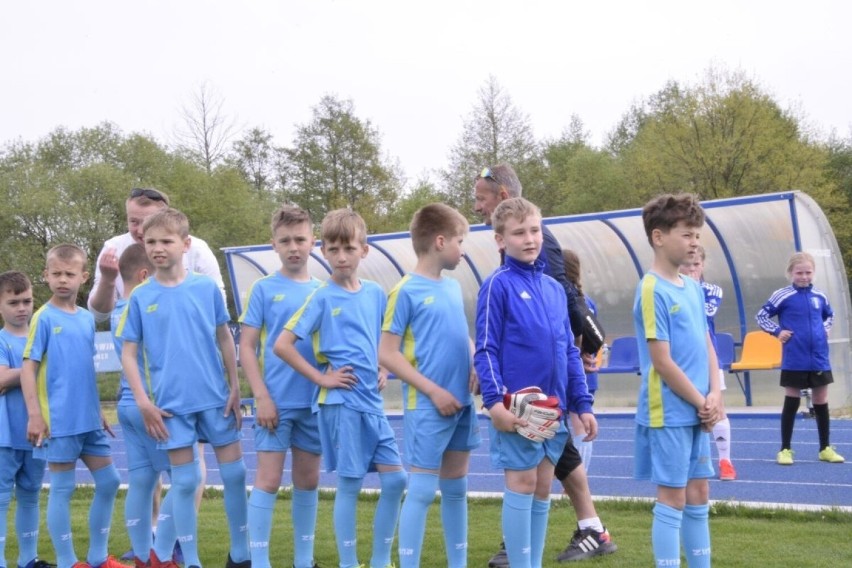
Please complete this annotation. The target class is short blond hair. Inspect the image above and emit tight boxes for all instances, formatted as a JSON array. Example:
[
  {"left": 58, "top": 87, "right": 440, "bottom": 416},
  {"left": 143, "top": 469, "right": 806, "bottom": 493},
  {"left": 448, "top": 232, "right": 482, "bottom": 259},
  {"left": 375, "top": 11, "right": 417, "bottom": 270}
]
[
  {"left": 46, "top": 243, "right": 87, "bottom": 268},
  {"left": 409, "top": 203, "right": 468, "bottom": 256},
  {"left": 786, "top": 251, "right": 815, "bottom": 276},
  {"left": 321, "top": 209, "right": 367, "bottom": 245},
  {"left": 142, "top": 208, "right": 190, "bottom": 239},
  {"left": 271, "top": 204, "right": 313, "bottom": 234},
  {"left": 492, "top": 197, "right": 541, "bottom": 235}
]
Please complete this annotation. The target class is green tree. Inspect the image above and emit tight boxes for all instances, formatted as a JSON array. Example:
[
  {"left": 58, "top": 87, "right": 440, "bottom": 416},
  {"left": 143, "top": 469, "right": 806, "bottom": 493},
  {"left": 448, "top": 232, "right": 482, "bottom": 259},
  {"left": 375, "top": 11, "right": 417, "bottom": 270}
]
[
  {"left": 228, "top": 127, "right": 286, "bottom": 196},
  {"left": 281, "top": 95, "right": 402, "bottom": 231},
  {"left": 441, "top": 76, "right": 542, "bottom": 216}
]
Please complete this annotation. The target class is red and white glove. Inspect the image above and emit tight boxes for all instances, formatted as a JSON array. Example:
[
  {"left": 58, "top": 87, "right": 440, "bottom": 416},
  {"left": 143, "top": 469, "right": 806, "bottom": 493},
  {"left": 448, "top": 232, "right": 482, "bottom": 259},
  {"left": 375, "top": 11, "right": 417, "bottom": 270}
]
[{"left": 503, "top": 386, "right": 562, "bottom": 443}]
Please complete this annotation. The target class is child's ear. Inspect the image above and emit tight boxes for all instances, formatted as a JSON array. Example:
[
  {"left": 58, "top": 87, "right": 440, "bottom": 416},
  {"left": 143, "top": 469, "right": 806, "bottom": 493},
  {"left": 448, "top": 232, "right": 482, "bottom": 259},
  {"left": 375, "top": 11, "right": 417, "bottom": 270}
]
[
  {"left": 435, "top": 235, "right": 445, "bottom": 251},
  {"left": 138, "top": 268, "right": 149, "bottom": 281},
  {"left": 82, "top": 271, "right": 90, "bottom": 283}
]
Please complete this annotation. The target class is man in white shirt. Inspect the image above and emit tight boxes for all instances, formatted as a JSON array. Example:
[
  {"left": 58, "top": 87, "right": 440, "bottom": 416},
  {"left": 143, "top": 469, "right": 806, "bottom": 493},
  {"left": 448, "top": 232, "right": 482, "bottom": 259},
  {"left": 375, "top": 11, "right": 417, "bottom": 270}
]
[{"left": 88, "top": 187, "right": 226, "bottom": 321}]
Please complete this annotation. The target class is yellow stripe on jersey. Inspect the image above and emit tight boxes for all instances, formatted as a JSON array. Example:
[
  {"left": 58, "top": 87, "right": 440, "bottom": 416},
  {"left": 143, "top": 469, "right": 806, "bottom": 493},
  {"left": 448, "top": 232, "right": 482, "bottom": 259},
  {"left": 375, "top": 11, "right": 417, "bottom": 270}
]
[
  {"left": 115, "top": 278, "right": 153, "bottom": 337},
  {"left": 259, "top": 325, "right": 267, "bottom": 375},
  {"left": 641, "top": 274, "right": 658, "bottom": 340},
  {"left": 37, "top": 354, "right": 50, "bottom": 430},
  {"left": 648, "top": 366, "right": 664, "bottom": 427},
  {"left": 382, "top": 275, "right": 412, "bottom": 332},
  {"left": 402, "top": 325, "right": 418, "bottom": 410}
]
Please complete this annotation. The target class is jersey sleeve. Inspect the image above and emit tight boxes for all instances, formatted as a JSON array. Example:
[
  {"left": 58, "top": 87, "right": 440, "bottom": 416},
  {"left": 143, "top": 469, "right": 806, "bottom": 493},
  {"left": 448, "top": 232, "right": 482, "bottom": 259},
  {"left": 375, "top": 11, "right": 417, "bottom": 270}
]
[
  {"left": 639, "top": 277, "right": 671, "bottom": 342},
  {"left": 382, "top": 279, "right": 412, "bottom": 336},
  {"left": 755, "top": 295, "right": 782, "bottom": 336},
  {"left": 474, "top": 276, "right": 507, "bottom": 409},
  {"left": 238, "top": 279, "right": 265, "bottom": 329},
  {"left": 116, "top": 294, "right": 143, "bottom": 343},
  {"left": 23, "top": 310, "right": 50, "bottom": 362},
  {"left": 285, "top": 288, "right": 323, "bottom": 340}
]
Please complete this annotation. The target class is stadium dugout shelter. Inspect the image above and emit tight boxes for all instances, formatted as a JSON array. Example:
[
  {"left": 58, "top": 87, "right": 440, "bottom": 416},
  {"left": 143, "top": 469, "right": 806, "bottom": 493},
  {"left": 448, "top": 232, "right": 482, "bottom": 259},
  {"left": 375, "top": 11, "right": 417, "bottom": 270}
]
[{"left": 223, "top": 191, "right": 851, "bottom": 410}]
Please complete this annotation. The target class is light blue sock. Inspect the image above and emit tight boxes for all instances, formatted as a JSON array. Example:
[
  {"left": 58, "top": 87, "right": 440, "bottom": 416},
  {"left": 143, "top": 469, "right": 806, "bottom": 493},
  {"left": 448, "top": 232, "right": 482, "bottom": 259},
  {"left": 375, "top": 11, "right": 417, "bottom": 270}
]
[
  {"left": 152, "top": 484, "right": 177, "bottom": 563},
  {"left": 87, "top": 463, "right": 120, "bottom": 567},
  {"left": 439, "top": 477, "right": 468, "bottom": 568},
  {"left": 47, "top": 469, "right": 78, "bottom": 568},
  {"left": 170, "top": 461, "right": 201, "bottom": 567},
  {"left": 682, "top": 504, "right": 711, "bottom": 568},
  {"left": 398, "top": 472, "right": 437, "bottom": 568},
  {"left": 502, "top": 489, "right": 533, "bottom": 568},
  {"left": 220, "top": 459, "right": 249, "bottom": 563},
  {"left": 371, "top": 470, "right": 406, "bottom": 568},
  {"left": 292, "top": 488, "right": 319, "bottom": 568},
  {"left": 530, "top": 498, "right": 550, "bottom": 568},
  {"left": 247, "top": 488, "right": 276, "bottom": 568},
  {"left": 1, "top": 490, "right": 10, "bottom": 567},
  {"left": 125, "top": 468, "right": 158, "bottom": 561},
  {"left": 15, "top": 487, "right": 42, "bottom": 567},
  {"left": 652, "top": 502, "right": 683, "bottom": 567},
  {"left": 572, "top": 434, "right": 593, "bottom": 472},
  {"left": 334, "top": 476, "right": 363, "bottom": 568}
]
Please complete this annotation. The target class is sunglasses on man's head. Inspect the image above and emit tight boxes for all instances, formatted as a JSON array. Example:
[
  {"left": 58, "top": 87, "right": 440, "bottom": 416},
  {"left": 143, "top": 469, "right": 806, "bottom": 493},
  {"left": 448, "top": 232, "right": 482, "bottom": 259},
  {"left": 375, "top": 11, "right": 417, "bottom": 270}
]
[
  {"left": 477, "top": 167, "right": 497, "bottom": 182},
  {"left": 129, "top": 188, "right": 166, "bottom": 202}
]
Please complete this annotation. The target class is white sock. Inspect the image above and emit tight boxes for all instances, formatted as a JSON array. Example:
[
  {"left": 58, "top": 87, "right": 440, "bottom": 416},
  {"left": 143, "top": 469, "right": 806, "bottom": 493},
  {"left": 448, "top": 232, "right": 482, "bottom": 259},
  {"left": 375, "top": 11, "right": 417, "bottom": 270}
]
[
  {"left": 713, "top": 418, "right": 731, "bottom": 461},
  {"left": 578, "top": 516, "right": 604, "bottom": 533}
]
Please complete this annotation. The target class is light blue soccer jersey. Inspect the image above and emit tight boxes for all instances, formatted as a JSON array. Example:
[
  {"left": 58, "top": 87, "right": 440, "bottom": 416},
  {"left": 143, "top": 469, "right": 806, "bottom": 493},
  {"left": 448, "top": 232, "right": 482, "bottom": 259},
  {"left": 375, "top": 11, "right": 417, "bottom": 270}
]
[
  {"left": 286, "top": 279, "right": 386, "bottom": 415},
  {"left": 0, "top": 329, "right": 31, "bottom": 449},
  {"left": 117, "top": 273, "right": 231, "bottom": 414},
  {"left": 633, "top": 272, "right": 709, "bottom": 428},
  {"left": 383, "top": 274, "right": 472, "bottom": 410},
  {"left": 239, "top": 272, "right": 321, "bottom": 409},
  {"left": 23, "top": 304, "right": 101, "bottom": 436},
  {"left": 111, "top": 298, "right": 149, "bottom": 407}
]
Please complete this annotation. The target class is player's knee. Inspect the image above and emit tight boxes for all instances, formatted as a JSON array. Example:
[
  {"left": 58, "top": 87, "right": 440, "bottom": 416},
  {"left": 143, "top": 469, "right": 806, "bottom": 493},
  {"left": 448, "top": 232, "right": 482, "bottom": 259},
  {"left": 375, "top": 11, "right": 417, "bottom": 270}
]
[
  {"left": 93, "top": 464, "right": 121, "bottom": 494},
  {"left": 171, "top": 462, "right": 201, "bottom": 496},
  {"left": 14, "top": 486, "right": 40, "bottom": 507},
  {"left": 380, "top": 469, "right": 407, "bottom": 496},
  {"left": 220, "top": 458, "right": 247, "bottom": 487},
  {"left": 128, "top": 467, "right": 159, "bottom": 492}
]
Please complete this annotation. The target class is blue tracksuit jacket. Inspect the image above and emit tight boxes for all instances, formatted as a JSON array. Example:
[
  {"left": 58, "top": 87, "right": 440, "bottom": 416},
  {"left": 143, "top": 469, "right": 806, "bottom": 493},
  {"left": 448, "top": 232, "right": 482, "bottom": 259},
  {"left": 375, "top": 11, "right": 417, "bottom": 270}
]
[
  {"left": 474, "top": 255, "right": 593, "bottom": 415},
  {"left": 756, "top": 284, "right": 833, "bottom": 371}
]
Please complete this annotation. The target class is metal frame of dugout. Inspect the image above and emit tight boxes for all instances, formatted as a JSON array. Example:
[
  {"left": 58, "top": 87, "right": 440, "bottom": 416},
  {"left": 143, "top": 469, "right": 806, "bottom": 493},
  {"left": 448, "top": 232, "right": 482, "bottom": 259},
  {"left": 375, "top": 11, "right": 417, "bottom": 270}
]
[{"left": 223, "top": 191, "right": 851, "bottom": 409}]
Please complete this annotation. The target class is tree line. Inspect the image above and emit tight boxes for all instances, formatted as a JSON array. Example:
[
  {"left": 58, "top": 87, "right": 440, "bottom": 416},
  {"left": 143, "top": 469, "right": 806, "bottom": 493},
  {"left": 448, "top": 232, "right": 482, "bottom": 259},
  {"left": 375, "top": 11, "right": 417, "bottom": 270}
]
[{"left": 2, "top": 67, "right": 851, "bottom": 314}]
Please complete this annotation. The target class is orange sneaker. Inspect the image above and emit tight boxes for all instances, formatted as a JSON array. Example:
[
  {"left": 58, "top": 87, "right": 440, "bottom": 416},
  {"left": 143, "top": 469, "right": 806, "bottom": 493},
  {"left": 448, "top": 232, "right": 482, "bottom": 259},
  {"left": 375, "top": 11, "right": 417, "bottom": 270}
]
[
  {"left": 148, "top": 551, "right": 180, "bottom": 568},
  {"left": 71, "top": 563, "right": 93, "bottom": 568},
  {"left": 95, "top": 557, "right": 133, "bottom": 568},
  {"left": 719, "top": 459, "right": 737, "bottom": 481}
]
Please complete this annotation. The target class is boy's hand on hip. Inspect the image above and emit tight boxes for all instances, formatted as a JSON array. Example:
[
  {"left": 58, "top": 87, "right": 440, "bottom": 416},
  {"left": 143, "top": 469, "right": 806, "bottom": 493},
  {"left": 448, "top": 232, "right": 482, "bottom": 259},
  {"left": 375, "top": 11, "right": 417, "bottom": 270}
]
[
  {"left": 429, "top": 386, "right": 462, "bottom": 416},
  {"left": 140, "top": 401, "right": 171, "bottom": 441},
  {"left": 255, "top": 396, "right": 279, "bottom": 431},
  {"left": 224, "top": 389, "right": 242, "bottom": 431},
  {"left": 320, "top": 365, "right": 357, "bottom": 390}
]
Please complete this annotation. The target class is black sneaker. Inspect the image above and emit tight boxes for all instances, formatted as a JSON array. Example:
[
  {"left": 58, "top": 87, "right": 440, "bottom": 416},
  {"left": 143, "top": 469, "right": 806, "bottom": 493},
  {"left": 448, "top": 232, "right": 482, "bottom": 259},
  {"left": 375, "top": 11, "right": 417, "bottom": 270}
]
[
  {"left": 224, "top": 554, "right": 251, "bottom": 568},
  {"left": 488, "top": 542, "right": 509, "bottom": 567},
  {"left": 19, "top": 561, "right": 58, "bottom": 568},
  {"left": 557, "top": 526, "right": 617, "bottom": 562}
]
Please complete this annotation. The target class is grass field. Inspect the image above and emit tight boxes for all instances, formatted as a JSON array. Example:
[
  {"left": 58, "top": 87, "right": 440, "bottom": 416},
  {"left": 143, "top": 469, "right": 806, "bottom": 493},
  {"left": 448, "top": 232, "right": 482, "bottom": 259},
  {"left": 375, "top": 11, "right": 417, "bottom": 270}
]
[{"left": 4, "top": 488, "right": 851, "bottom": 567}]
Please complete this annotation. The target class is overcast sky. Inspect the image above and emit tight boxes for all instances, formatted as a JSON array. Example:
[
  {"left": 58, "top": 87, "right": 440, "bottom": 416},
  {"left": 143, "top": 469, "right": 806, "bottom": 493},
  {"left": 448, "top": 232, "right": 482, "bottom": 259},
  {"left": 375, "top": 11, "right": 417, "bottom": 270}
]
[{"left": 3, "top": 0, "right": 850, "bottom": 183}]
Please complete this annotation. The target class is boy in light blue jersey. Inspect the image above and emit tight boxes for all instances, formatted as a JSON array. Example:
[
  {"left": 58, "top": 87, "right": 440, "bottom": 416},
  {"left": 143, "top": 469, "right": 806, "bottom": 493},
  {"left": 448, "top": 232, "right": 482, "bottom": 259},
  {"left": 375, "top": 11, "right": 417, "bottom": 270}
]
[
  {"left": 240, "top": 205, "right": 322, "bottom": 568},
  {"left": 379, "top": 203, "right": 480, "bottom": 568},
  {"left": 275, "top": 209, "right": 406, "bottom": 568},
  {"left": 21, "top": 245, "right": 128, "bottom": 568},
  {"left": 633, "top": 193, "right": 721, "bottom": 568},
  {"left": 0, "top": 271, "right": 51, "bottom": 568},
  {"left": 117, "top": 209, "right": 248, "bottom": 568},
  {"left": 110, "top": 245, "right": 180, "bottom": 568}
]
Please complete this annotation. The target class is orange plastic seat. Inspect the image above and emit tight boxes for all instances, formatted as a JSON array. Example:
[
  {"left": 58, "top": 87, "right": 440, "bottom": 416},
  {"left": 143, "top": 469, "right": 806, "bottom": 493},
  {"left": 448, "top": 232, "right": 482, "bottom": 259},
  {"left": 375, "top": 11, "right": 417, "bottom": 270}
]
[{"left": 729, "top": 331, "right": 782, "bottom": 405}]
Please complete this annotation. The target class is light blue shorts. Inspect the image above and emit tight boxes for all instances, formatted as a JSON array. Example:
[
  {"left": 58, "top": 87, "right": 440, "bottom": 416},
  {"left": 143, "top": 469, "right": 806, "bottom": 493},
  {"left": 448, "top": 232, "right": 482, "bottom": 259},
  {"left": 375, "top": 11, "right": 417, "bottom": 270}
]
[
  {"left": 253, "top": 407, "right": 322, "bottom": 455},
  {"left": 118, "top": 404, "right": 171, "bottom": 473},
  {"left": 634, "top": 424, "right": 715, "bottom": 487},
  {"left": 488, "top": 419, "right": 568, "bottom": 471},
  {"left": 403, "top": 403, "right": 481, "bottom": 470},
  {"left": 33, "top": 429, "right": 111, "bottom": 463},
  {"left": 318, "top": 404, "right": 401, "bottom": 477},
  {"left": 158, "top": 407, "right": 240, "bottom": 451},
  {"left": 0, "top": 447, "right": 46, "bottom": 492}
]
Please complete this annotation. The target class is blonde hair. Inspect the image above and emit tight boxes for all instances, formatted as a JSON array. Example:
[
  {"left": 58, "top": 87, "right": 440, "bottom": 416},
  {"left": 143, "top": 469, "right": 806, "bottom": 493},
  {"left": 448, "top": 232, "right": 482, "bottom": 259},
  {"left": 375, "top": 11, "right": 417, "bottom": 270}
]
[
  {"left": 321, "top": 209, "right": 367, "bottom": 245},
  {"left": 409, "top": 203, "right": 468, "bottom": 256},
  {"left": 142, "top": 208, "right": 190, "bottom": 239},
  {"left": 46, "top": 243, "right": 87, "bottom": 268},
  {"left": 786, "top": 251, "right": 815, "bottom": 276},
  {"left": 492, "top": 197, "right": 541, "bottom": 235}
]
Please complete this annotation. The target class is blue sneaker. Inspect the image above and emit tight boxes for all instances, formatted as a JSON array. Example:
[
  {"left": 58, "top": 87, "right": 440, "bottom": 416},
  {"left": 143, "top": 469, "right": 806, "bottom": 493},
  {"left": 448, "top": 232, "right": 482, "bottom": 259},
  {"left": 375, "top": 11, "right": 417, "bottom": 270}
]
[{"left": 19, "top": 560, "right": 58, "bottom": 568}]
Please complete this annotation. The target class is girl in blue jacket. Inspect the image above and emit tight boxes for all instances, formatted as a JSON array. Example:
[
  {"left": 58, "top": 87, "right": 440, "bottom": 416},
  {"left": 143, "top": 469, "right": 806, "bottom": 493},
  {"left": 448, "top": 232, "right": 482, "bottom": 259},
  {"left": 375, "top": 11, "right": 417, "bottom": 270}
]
[{"left": 756, "top": 252, "right": 844, "bottom": 465}]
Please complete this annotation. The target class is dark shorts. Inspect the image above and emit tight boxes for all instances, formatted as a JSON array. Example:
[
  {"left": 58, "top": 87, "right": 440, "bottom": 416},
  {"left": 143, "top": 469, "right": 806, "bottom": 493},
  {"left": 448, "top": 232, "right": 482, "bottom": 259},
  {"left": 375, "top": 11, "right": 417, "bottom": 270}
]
[
  {"left": 554, "top": 434, "right": 582, "bottom": 481},
  {"left": 780, "top": 370, "right": 834, "bottom": 389}
]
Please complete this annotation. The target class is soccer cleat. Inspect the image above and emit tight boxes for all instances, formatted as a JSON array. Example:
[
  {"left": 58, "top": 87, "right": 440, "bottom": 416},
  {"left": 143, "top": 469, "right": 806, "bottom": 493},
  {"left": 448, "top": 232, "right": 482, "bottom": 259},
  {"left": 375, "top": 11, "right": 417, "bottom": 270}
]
[
  {"left": 487, "top": 541, "right": 509, "bottom": 567},
  {"left": 293, "top": 563, "right": 320, "bottom": 568},
  {"left": 19, "top": 560, "right": 58, "bottom": 568},
  {"left": 171, "top": 542, "right": 183, "bottom": 565},
  {"left": 71, "top": 563, "right": 93, "bottom": 568},
  {"left": 719, "top": 459, "right": 737, "bottom": 480},
  {"left": 120, "top": 550, "right": 135, "bottom": 561},
  {"left": 133, "top": 558, "right": 148, "bottom": 568},
  {"left": 96, "top": 557, "right": 134, "bottom": 568},
  {"left": 819, "top": 446, "right": 845, "bottom": 463},
  {"left": 776, "top": 449, "right": 794, "bottom": 465},
  {"left": 146, "top": 551, "right": 180, "bottom": 568},
  {"left": 225, "top": 553, "right": 251, "bottom": 568},
  {"left": 557, "top": 526, "right": 618, "bottom": 562}
]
